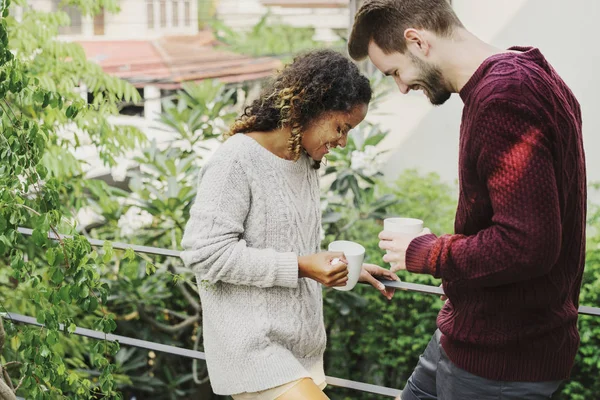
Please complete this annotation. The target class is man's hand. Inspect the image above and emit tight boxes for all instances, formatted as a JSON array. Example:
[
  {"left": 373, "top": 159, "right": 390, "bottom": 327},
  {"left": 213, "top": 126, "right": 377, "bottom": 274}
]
[
  {"left": 359, "top": 263, "right": 400, "bottom": 300},
  {"left": 440, "top": 283, "right": 448, "bottom": 302},
  {"left": 379, "top": 228, "right": 431, "bottom": 272}
]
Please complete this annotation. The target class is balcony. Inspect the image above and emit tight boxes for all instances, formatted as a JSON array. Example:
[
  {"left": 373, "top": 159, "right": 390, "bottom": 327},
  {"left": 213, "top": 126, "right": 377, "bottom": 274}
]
[{"left": 6, "top": 227, "right": 600, "bottom": 398}]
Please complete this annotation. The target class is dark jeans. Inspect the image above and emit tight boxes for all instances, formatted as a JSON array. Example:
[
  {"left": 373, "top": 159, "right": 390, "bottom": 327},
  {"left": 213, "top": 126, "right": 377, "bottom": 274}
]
[{"left": 401, "top": 330, "right": 563, "bottom": 400}]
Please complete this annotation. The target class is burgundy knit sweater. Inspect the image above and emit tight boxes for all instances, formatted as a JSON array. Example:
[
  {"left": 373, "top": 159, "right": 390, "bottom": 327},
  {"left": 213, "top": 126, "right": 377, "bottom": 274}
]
[{"left": 405, "top": 47, "right": 586, "bottom": 382}]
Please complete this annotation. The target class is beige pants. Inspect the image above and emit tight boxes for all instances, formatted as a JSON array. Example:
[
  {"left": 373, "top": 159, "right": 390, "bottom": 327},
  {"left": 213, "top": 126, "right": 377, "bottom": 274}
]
[{"left": 232, "top": 365, "right": 327, "bottom": 400}]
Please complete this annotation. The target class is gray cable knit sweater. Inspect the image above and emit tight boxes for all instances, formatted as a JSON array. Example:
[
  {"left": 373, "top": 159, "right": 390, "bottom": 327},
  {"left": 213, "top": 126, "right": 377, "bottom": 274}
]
[{"left": 180, "top": 133, "right": 326, "bottom": 395}]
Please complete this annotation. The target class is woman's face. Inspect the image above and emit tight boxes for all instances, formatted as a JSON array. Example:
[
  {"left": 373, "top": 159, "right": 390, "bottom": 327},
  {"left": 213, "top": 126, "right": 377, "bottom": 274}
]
[{"left": 301, "top": 103, "right": 369, "bottom": 161}]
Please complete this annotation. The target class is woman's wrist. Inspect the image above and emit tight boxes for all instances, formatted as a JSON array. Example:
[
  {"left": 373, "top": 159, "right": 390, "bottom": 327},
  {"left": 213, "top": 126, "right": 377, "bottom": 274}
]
[{"left": 298, "top": 255, "right": 309, "bottom": 278}]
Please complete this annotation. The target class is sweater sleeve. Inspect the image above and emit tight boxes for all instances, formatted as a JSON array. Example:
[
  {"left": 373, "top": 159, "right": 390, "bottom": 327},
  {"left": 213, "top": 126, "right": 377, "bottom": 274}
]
[
  {"left": 405, "top": 100, "right": 561, "bottom": 287},
  {"left": 180, "top": 155, "right": 299, "bottom": 288}
]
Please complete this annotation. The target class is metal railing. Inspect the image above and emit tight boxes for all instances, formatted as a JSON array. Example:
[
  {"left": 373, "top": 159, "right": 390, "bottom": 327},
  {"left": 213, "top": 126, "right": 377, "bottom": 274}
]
[
  {"left": 5, "top": 310, "right": 402, "bottom": 397},
  {"left": 15, "top": 227, "right": 600, "bottom": 317},
  {"left": 8, "top": 227, "right": 600, "bottom": 398}
]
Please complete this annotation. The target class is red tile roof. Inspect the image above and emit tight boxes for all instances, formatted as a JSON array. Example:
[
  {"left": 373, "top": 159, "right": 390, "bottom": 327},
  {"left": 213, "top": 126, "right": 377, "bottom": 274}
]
[
  {"left": 78, "top": 31, "right": 281, "bottom": 89},
  {"left": 77, "top": 40, "right": 169, "bottom": 80}
]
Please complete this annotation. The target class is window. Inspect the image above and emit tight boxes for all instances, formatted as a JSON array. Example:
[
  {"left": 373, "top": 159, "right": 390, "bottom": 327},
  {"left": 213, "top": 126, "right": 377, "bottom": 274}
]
[
  {"left": 160, "top": 0, "right": 167, "bottom": 28},
  {"left": 184, "top": 1, "right": 191, "bottom": 27},
  {"left": 94, "top": 9, "right": 105, "bottom": 35},
  {"left": 119, "top": 88, "right": 146, "bottom": 117},
  {"left": 172, "top": 0, "right": 179, "bottom": 27},
  {"left": 53, "top": 0, "right": 82, "bottom": 35},
  {"left": 147, "top": 0, "right": 155, "bottom": 29}
]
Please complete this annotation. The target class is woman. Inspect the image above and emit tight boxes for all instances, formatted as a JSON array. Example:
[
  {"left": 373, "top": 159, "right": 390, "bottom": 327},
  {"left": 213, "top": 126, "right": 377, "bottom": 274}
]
[{"left": 180, "top": 49, "right": 398, "bottom": 399}]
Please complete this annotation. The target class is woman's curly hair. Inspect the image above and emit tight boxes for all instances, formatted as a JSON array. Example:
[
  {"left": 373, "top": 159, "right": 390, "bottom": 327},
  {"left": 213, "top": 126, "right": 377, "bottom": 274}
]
[{"left": 226, "top": 49, "right": 372, "bottom": 166}]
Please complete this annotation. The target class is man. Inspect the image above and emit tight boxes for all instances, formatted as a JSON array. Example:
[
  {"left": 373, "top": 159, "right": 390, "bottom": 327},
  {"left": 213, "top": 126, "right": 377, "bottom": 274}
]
[{"left": 348, "top": 1, "right": 587, "bottom": 399}]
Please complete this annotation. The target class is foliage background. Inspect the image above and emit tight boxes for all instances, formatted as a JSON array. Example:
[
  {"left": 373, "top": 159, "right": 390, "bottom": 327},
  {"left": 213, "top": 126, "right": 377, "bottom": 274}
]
[{"left": 1, "top": 3, "right": 599, "bottom": 399}]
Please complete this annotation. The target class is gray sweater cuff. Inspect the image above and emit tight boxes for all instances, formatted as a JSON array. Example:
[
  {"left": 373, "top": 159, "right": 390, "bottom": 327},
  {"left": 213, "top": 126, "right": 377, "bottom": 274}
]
[{"left": 275, "top": 252, "right": 299, "bottom": 288}]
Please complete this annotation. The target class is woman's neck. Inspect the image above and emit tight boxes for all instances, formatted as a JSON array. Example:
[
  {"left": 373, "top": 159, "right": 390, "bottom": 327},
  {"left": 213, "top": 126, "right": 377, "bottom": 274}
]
[{"left": 245, "top": 128, "right": 293, "bottom": 160}]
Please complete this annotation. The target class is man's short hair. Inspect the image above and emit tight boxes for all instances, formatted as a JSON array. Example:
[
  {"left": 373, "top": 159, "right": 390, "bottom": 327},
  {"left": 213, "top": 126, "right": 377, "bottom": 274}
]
[{"left": 348, "top": 0, "right": 463, "bottom": 60}]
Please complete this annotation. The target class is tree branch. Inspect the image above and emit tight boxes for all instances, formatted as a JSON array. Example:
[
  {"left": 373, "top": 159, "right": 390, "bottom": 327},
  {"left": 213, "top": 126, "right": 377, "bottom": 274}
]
[
  {"left": 165, "top": 262, "right": 201, "bottom": 313},
  {"left": 0, "top": 317, "right": 5, "bottom": 353},
  {"left": 0, "top": 317, "right": 15, "bottom": 400},
  {"left": 139, "top": 306, "right": 193, "bottom": 321},
  {"left": 192, "top": 326, "right": 208, "bottom": 385},
  {"left": 0, "top": 363, "right": 19, "bottom": 370},
  {"left": 0, "top": 378, "right": 16, "bottom": 400},
  {"left": 177, "top": 280, "right": 201, "bottom": 313},
  {"left": 138, "top": 307, "right": 199, "bottom": 334},
  {"left": 11, "top": 203, "right": 71, "bottom": 269},
  {"left": 13, "top": 376, "right": 24, "bottom": 393},
  {"left": 162, "top": 309, "right": 192, "bottom": 321},
  {"left": 2, "top": 370, "right": 13, "bottom": 392}
]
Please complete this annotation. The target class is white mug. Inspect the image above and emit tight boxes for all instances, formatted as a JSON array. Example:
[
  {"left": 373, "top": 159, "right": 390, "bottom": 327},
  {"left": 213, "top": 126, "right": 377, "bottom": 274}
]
[
  {"left": 382, "top": 218, "right": 424, "bottom": 268},
  {"left": 383, "top": 217, "right": 424, "bottom": 235},
  {"left": 327, "top": 240, "right": 365, "bottom": 291}
]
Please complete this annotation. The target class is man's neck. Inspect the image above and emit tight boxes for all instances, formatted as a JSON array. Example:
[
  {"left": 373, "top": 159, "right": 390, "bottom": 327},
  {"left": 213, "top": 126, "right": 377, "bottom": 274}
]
[{"left": 436, "top": 29, "right": 509, "bottom": 93}]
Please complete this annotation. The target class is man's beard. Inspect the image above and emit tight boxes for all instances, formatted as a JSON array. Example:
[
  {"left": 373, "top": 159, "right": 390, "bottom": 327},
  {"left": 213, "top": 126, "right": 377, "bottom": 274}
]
[{"left": 410, "top": 55, "right": 452, "bottom": 105}]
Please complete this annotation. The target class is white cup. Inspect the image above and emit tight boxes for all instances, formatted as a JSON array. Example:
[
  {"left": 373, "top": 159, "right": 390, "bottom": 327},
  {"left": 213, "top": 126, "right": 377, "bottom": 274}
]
[
  {"left": 327, "top": 240, "right": 365, "bottom": 291},
  {"left": 382, "top": 218, "right": 424, "bottom": 268},
  {"left": 383, "top": 217, "right": 424, "bottom": 235}
]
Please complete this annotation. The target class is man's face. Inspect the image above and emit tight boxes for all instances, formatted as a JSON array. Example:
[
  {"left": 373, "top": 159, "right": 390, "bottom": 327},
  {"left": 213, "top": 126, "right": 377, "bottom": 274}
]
[{"left": 368, "top": 41, "right": 452, "bottom": 105}]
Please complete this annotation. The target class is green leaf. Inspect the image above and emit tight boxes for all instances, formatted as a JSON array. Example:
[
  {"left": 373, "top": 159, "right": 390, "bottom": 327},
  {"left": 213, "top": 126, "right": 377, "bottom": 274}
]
[
  {"left": 67, "top": 372, "right": 78, "bottom": 385},
  {"left": 32, "top": 228, "right": 47, "bottom": 246},
  {"left": 102, "top": 241, "right": 113, "bottom": 263},
  {"left": 89, "top": 296, "right": 99, "bottom": 312},
  {"left": 33, "top": 90, "right": 45, "bottom": 104},
  {"left": 46, "top": 248, "right": 56, "bottom": 266},
  {"left": 124, "top": 247, "right": 135, "bottom": 261},
  {"left": 82, "top": 298, "right": 91, "bottom": 311},
  {"left": 145, "top": 262, "right": 156, "bottom": 275},
  {"left": 108, "top": 318, "right": 117, "bottom": 332},
  {"left": 67, "top": 323, "right": 77, "bottom": 334},
  {"left": 36, "top": 163, "right": 48, "bottom": 179},
  {"left": 42, "top": 92, "right": 50, "bottom": 108},
  {"left": 51, "top": 268, "right": 64, "bottom": 285},
  {"left": 10, "top": 335, "right": 21, "bottom": 351},
  {"left": 59, "top": 285, "right": 71, "bottom": 303},
  {"left": 40, "top": 345, "right": 50, "bottom": 358},
  {"left": 69, "top": 285, "right": 80, "bottom": 299},
  {"left": 49, "top": 93, "right": 58, "bottom": 108},
  {"left": 46, "top": 331, "right": 59, "bottom": 346}
]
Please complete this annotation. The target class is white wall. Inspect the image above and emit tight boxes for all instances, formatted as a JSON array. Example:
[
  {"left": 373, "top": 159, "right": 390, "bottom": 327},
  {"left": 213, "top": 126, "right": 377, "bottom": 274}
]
[
  {"left": 216, "top": 0, "right": 348, "bottom": 41},
  {"left": 374, "top": 0, "right": 600, "bottom": 185},
  {"left": 27, "top": 0, "right": 53, "bottom": 12},
  {"left": 31, "top": 0, "right": 198, "bottom": 40},
  {"left": 104, "top": 0, "right": 198, "bottom": 39}
]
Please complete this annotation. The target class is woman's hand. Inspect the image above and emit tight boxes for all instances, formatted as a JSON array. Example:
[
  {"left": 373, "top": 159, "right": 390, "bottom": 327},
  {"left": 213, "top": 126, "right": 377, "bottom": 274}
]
[{"left": 298, "top": 252, "right": 348, "bottom": 287}]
